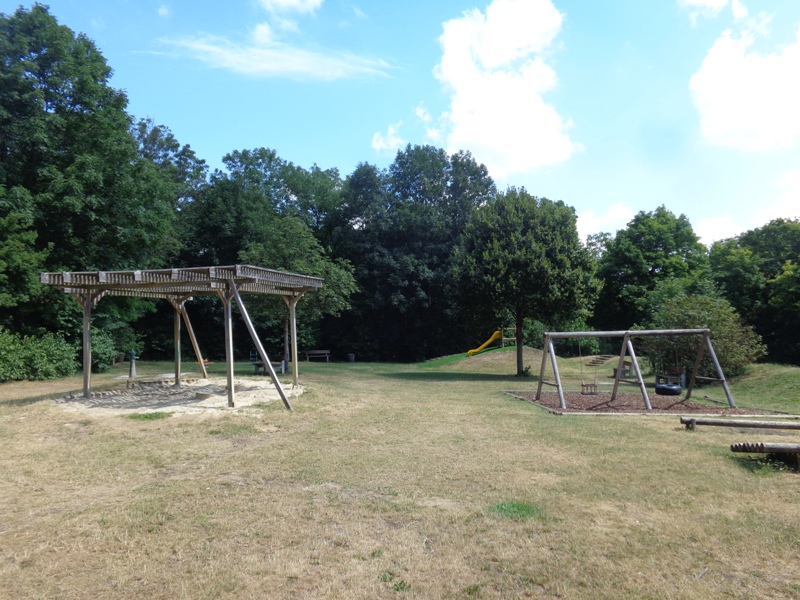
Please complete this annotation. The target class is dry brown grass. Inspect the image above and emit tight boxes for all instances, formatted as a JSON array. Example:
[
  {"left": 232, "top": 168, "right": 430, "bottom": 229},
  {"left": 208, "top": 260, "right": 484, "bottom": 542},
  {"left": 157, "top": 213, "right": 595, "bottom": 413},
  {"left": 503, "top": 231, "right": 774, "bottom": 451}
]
[{"left": 1, "top": 353, "right": 799, "bottom": 599}]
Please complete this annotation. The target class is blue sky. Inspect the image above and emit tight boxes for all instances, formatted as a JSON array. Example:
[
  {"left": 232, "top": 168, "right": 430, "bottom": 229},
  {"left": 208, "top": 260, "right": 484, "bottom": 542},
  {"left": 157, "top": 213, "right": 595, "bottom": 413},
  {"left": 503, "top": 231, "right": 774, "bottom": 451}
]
[{"left": 4, "top": 0, "right": 800, "bottom": 244}]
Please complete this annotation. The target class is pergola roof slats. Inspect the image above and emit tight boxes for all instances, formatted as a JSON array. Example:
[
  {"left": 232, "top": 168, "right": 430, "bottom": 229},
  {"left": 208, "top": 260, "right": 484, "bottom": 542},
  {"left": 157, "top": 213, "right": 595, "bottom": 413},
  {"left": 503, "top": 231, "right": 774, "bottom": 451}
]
[{"left": 41, "top": 264, "right": 323, "bottom": 297}]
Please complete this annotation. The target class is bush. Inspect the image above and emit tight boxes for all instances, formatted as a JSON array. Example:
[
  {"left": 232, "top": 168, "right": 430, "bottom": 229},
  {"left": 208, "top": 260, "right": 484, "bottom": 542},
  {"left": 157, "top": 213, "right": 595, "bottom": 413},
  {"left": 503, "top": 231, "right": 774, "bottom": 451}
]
[
  {"left": 0, "top": 327, "right": 77, "bottom": 382},
  {"left": 0, "top": 327, "right": 25, "bottom": 382},
  {"left": 526, "top": 318, "right": 601, "bottom": 357},
  {"left": 641, "top": 295, "right": 766, "bottom": 378},
  {"left": 88, "top": 328, "right": 119, "bottom": 373}
]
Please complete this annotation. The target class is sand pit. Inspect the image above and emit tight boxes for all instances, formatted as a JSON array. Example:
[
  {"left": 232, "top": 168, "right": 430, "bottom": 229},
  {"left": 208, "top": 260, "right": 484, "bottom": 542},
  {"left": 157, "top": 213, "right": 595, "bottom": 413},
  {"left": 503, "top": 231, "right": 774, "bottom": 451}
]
[{"left": 54, "top": 376, "right": 302, "bottom": 416}]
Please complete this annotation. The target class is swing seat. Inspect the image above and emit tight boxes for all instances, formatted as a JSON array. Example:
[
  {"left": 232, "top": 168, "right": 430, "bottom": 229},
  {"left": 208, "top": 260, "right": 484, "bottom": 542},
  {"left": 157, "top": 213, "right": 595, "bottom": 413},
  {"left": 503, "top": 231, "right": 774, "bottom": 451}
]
[
  {"left": 655, "top": 382, "right": 682, "bottom": 396},
  {"left": 581, "top": 383, "right": 598, "bottom": 395}
]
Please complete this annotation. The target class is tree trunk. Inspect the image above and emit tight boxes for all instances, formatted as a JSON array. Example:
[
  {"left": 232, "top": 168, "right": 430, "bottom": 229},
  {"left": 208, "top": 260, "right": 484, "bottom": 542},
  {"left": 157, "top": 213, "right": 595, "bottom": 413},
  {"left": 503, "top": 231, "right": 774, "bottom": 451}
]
[{"left": 515, "top": 308, "right": 524, "bottom": 376}]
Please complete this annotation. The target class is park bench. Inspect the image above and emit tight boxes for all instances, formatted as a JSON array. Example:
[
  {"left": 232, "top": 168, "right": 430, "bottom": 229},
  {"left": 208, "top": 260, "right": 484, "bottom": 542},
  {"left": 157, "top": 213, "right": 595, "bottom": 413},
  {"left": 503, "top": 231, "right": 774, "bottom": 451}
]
[
  {"left": 305, "top": 349, "right": 330, "bottom": 362},
  {"left": 250, "top": 351, "right": 286, "bottom": 375},
  {"left": 611, "top": 360, "right": 633, "bottom": 379},
  {"left": 680, "top": 417, "right": 800, "bottom": 431}
]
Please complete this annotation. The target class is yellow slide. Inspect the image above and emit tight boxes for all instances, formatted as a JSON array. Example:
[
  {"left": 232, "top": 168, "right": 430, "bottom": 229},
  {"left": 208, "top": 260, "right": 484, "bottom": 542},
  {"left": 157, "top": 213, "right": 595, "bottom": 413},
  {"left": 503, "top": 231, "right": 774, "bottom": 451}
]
[{"left": 468, "top": 330, "right": 502, "bottom": 357}]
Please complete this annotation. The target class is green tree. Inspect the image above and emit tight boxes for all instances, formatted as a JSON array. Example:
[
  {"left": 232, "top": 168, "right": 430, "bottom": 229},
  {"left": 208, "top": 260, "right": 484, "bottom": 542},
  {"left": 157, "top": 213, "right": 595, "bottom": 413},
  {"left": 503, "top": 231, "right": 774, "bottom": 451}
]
[
  {"left": 710, "top": 218, "right": 800, "bottom": 364},
  {"left": 641, "top": 295, "right": 766, "bottom": 378},
  {"left": 591, "top": 206, "right": 709, "bottom": 331},
  {"left": 327, "top": 146, "right": 496, "bottom": 361},
  {"left": 133, "top": 118, "right": 208, "bottom": 206},
  {"left": 282, "top": 162, "right": 342, "bottom": 241},
  {"left": 0, "top": 186, "right": 48, "bottom": 322},
  {"left": 1, "top": 5, "right": 180, "bottom": 347},
  {"left": 239, "top": 215, "right": 357, "bottom": 359},
  {"left": 454, "top": 187, "right": 598, "bottom": 375}
]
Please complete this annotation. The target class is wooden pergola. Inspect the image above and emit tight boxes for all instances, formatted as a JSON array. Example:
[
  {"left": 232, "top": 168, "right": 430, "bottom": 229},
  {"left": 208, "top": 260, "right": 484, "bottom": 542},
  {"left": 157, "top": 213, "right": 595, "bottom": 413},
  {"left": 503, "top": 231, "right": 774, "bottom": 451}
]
[{"left": 39, "top": 265, "right": 323, "bottom": 410}]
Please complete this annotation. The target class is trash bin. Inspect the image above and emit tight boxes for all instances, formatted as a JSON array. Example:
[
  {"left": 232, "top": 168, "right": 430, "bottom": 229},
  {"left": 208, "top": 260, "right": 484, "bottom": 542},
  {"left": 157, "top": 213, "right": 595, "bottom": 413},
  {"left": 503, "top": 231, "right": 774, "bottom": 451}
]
[{"left": 347, "top": 353, "right": 355, "bottom": 362}]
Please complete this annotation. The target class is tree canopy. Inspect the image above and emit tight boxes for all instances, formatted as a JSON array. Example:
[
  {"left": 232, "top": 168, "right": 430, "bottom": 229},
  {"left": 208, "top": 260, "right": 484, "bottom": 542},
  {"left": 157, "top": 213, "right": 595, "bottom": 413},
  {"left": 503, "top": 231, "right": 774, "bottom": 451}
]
[
  {"left": 710, "top": 218, "right": 800, "bottom": 364},
  {"left": 591, "top": 206, "right": 708, "bottom": 332},
  {"left": 454, "top": 187, "right": 598, "bottom": 375},
  {"left": 2, "top": 4, "right": 797, "bottom": 377}
]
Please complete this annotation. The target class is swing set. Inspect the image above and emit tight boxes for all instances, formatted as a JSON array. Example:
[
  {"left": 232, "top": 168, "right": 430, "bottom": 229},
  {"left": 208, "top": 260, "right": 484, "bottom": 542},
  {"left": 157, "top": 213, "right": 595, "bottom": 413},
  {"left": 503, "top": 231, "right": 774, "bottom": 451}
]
[{"left": 536, "top": 328, "right": 735, "bottom": 411}]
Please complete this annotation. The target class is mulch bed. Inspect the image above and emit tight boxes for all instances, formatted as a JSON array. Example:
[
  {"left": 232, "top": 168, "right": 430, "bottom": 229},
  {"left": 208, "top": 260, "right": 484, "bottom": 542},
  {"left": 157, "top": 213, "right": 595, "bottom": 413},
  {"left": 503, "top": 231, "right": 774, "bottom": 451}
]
[{"left": 509, "top": 391, "right": 778, "bottom": 415}]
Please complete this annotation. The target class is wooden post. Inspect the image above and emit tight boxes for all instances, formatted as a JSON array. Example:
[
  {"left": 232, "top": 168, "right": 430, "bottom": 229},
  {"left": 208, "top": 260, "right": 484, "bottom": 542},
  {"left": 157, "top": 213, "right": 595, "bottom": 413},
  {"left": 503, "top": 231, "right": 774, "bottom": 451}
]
[
  {"left": 173, "top": 301, "right": 181, "bottom": 386},
  {"left": 230, "top": 281, "right": 292, "bottom": 411},
  {"left": 168, "top": 295, "right": 207, "bottom": 381},
  {"left": 685, "top": 334, "right": 706, "bottom": 401},
  {"left": 180, "top": 305, "right": 208, "bottom": 379},
  {"left": 548, "top": 337, "right": 566, "bottom": 410},
  {"left": 283, "top": 293, "right": 305, "bottom": 388},
  {"left": 72, "top": 291, "right": 104, "bottom": 399},
  {"left": 535, "top": 334, "right": 550, "bottom": 400},
  {"left": 626, "top": 337, "right": 651, "bottom": 410},
  {"left": 706, "top": 335, "right": 735, "bottom": 408},
  {"left": 82, "top": 300, "right": 92, "bottom": 399},
  {"left": 611, "top": 335, "right": 629, "bottom": 401},
  {"left": 220, "top": 288, "right": 236, "bottom": 408}
]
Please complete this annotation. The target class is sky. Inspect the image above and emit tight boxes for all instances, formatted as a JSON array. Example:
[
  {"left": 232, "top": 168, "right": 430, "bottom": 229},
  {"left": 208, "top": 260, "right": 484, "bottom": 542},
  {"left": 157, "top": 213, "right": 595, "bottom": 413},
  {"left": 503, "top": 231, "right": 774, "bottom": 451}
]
[{"left": 3, "top": 0, "right": 799, "bottom": 245}]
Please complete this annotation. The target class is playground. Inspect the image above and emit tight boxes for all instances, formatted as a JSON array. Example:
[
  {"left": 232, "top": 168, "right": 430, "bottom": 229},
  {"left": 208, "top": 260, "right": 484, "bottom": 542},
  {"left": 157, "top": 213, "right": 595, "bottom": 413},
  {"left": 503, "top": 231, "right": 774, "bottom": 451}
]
[{"left": 1, "top": 349, "right": 799, "bottom": 599}]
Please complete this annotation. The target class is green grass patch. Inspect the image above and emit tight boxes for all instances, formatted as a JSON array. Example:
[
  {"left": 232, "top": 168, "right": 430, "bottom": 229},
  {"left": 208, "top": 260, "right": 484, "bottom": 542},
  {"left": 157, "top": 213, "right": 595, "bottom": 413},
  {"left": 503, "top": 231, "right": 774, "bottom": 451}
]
[
  {"left": 208, "top": 420, "right": 261, "bottom": 437},
  {"left": 125, "top": 411, "right": 173, "bottom": 421},
  {"left": 417, "top": 353, "right": 469, "bottom": 368},
  {"left": 487, "top": 501, "right": 546, "bottom": 521}
]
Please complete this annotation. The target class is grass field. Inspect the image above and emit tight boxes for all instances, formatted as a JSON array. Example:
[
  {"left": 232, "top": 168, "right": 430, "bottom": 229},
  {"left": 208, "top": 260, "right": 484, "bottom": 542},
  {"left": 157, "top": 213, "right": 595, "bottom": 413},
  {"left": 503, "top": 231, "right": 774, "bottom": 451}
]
[{"left": 1, "top": 349, "right": 799, "bottom": 598}]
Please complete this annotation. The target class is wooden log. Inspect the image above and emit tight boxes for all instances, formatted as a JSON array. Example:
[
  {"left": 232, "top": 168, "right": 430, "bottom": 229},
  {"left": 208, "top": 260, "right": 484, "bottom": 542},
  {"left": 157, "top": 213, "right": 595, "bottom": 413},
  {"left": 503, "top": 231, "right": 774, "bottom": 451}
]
[
  {"left": 731, "top": 442, "right": 800, "bottom": 454},
  {"left": 681, "top": 417, "right": 800, "bottom": 431}
]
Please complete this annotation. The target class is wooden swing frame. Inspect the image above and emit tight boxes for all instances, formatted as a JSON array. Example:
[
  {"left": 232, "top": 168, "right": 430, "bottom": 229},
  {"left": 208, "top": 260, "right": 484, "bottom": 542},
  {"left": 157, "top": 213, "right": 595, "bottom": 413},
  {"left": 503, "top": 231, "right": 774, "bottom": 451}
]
[{"left": 535, "top": 329, "right": 735, "bottom": 411}]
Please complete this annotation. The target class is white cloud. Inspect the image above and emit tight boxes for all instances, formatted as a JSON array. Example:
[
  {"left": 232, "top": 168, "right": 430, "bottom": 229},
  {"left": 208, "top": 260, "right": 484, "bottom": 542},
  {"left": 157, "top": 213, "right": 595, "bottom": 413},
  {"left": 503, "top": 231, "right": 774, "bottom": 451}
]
[
  {"left": 690, "top": 24, "right": 800, "bottom": 152},
  {"left": 755, "top": 168, "right": 800, "bottom": 224},
  {"left": 372, "top": 122, "right": 405, "bottom": 154},
  {"left": 678, "top": 0, "right": 729, "bottom": 14},
  {"left": 252, "top": 23, "right": 274, "bottom": 46},
  {"left": 678, "top": 0, "right": 728, "bottom": 25},
  {"left": 695, "top": 215, "right": 741, "bottom": 245},
  {"left": 415, "top": 103, "right": 432, "bottom": 123},
  {"left": 678, "top": 0, "right": 750, "bottom": 25},
  {"left": 259, "top": 0, "right": 323, "bottom": 14},
  {"left": 157, "top": 5, "right": 170, "bottom": 18},
  {"left": 731, "top": 0, "right": 748, "bottom": 21},
  {"left": 694, "top": 170, "right": 798, "bottom": 243},
  {"left": 163, "top": 34, "right": 389, "bottom": 80},
  {"left": 577, "top": 202, "right": 635, "bottom": 241},
  {"left": 432, "top": 0, "right": 578, "bottom": 180}
]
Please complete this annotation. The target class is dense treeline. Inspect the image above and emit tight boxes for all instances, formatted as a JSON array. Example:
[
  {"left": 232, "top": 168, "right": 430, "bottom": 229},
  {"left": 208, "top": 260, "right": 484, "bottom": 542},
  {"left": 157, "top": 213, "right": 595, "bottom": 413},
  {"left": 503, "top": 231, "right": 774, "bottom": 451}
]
[{"left": 1, "top": 6, "right": 797, "bottom": 380}]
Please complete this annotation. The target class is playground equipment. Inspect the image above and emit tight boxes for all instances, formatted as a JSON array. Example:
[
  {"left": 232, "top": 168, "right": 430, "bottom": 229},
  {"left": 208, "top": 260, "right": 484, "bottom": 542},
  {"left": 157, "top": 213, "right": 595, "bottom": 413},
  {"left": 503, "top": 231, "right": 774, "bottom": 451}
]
[
  {"left": 468, "top": 328, "right": 515, "bottom": 356},
  {"left": 536, "top": 329, "right": 735, "bottom": 411},
  {"left": 577, "top": 340, "right": 598, "bottom": 395},
  {"left": 40, "top": 265, "right": 323, "bottom": 410},
  {"left": 468, "top": 330, "right": 502, "bottom": 356}
]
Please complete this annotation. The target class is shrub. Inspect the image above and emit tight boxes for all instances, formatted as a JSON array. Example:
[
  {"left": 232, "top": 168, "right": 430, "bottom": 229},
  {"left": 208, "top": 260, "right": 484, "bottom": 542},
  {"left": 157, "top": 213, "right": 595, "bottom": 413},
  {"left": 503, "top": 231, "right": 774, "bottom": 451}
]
[
  {"left": 0, "top": 327, "right": 77, "bottom": 382},
  {"left": 88, "top": 328, "right": 119, "bottom": 373},
  {"left": 0, "top": 327, "right": 25, "bottom": 382},
  {"left": 23, "top": 332, "right": 77, "bottom": 379},
  {"left": 641, "top": 295, "right": 766, "bottom": 378}
]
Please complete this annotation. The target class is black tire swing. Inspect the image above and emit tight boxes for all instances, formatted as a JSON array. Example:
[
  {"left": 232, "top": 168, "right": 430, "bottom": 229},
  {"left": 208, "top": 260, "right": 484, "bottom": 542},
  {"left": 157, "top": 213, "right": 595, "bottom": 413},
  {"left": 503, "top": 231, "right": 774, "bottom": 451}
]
[
  {"left": 655, "top": 381, "right": 682, "bottom": 396},
  {"left": 655, "top": 338, "right": 682, "bottom": 396}
]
